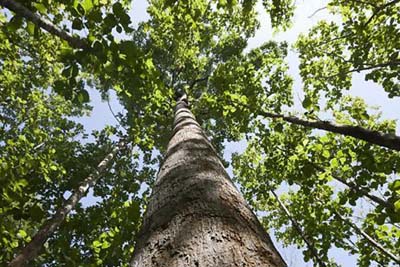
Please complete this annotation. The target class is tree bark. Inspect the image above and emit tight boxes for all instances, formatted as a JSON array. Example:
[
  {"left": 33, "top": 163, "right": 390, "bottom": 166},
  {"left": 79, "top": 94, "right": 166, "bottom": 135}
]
[
  {"left": 130, "top": 95, "right": 286, "bottom": 267},
  {"left": 0, "top": 0, "right": 88, "bottom": 49},
  {"left": 8, "top": 141, "right": 125, "bottom": 267}
]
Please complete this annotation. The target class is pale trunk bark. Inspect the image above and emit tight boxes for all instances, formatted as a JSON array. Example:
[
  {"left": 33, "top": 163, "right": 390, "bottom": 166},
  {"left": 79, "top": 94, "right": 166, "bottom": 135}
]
[
  {"left": 0, "top": 0, "right": 88, "bottom": 49},
  {"left": 130, "top": 95, "right": 286, "bottom": 267},
  {"left": 9, "top": 141, "right": 125, "bottom": 267}
]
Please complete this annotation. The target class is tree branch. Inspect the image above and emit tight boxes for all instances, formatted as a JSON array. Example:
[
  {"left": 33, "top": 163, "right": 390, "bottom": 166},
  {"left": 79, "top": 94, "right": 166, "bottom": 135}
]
[
  {"left": 334, "top": 211, "right": 400, "bottom": 264},
  {"left": 317, "top": 0, "right": 400, "bottom": 46},
  {"left": 107, "top": 97, "right": 128, "bottom": 131},
  {"left": 363, "top": 0, "right": 400, "bottom": 28},
  {"left": 321, "top": 60, "right": 400, "bottom": 79},
  {"left": 0, "top": 0, "right": 89, "bottom": 49},
  {"left": 308, "top": 6, "right": 327, "bottom": 19},
  {"left": 8, "top": 140, "right": 126, "bottom": 267},
  {"left": 271, "top": 190, "right": 327, "bottom": 267},
  {"left": 188, "top": 75, "right": 209, "bottom": 90},
  {"left": 267, "top": 111, "right": 400, "bottom": 151},
  {"left": 231, "top": 100, "right": 400, "bottom": 151},
  {"left": 311, "top": 163, "right": 393, "bottom": 210}
]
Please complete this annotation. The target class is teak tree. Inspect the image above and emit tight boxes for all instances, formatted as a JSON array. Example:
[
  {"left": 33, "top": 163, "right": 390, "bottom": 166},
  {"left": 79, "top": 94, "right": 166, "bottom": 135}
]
[{"left": 1, "top": 0, "right": 400, "bottom": 266}]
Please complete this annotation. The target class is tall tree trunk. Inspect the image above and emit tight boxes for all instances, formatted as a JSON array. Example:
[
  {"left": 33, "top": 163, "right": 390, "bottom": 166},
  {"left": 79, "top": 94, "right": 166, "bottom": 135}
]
[{"left": 130, "top": 95, "right": 286, "bottom": 267}]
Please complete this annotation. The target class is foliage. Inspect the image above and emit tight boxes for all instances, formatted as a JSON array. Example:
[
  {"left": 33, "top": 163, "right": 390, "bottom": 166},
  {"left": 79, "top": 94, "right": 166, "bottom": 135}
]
[
  {"left": 233, "top": 97, "right": 400, "bottom": 266},
  {"left": 296, "top": 0, "right": 400, "bottom": 110},
  {"left": 1, "top": 0, "right": 399, "bottom": 266}
]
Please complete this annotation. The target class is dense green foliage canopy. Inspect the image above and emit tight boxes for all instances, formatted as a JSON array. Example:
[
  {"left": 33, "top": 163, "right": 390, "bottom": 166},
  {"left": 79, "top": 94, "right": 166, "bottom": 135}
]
[{"left": 0, "top": 0, "right": 399, "bottom": 266}]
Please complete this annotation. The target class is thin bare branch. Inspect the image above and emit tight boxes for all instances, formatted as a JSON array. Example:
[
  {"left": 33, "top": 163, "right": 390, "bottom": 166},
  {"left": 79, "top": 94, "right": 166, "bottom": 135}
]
[{"left": 308, "top": 6, "right": 327, "bottom": 19}]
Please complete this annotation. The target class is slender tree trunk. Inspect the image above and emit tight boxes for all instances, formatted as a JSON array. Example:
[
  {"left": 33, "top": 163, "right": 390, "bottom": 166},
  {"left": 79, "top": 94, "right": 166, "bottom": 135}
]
[
  {"left": 9, "top": 141, "right": 125, "bottom": 267},
  {"left": 0, "top": 0, "right": 88, "bottom": 49},
  {"left": 130, "top": 95, "right": 286, "bottom": 267},
  {"left": 270, "top": 190, "right": 326, "bottom": 267},
  {"left": 333, "top": 211, "right": 400, "bottom": 264}
]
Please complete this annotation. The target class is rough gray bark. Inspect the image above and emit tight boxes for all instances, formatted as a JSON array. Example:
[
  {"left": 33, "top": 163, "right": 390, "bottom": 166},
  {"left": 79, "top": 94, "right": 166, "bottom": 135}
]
[
  {"left": 0, "top": 0, "right": 88, "bottom": 49},
  {"left": 130, "top": 95, "right": 286, "bottom": 267},
  {"left": 9, "top": 141, "right": 125, "bottom": 267}
]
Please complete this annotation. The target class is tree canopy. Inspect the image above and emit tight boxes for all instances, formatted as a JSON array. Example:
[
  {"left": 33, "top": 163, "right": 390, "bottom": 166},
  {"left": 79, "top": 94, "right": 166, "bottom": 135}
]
[{"left": 0, "top": 0, "right": 399, "bottom": 266}]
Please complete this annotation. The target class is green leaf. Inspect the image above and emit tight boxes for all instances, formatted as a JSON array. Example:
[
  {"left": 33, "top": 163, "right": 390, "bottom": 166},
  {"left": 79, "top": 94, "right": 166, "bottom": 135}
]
[
  {"left": 50, "top": 165, "right": 58, "bottom": 171},
  {"left": 76, "top": 89, "right": 90, "bottom": 103},
  {"left": 26, "top": 22, "right": 35, "bottom": 35},
  {"left": 322, "top": 150, "right": 330, "bottom": 158},
  {"left": 394, "top": 200, "right": 400, "bottom": 213},
  {"left": 112, "top": 2, "right": 125, "bottom": 19},
  {"left": 101, "top": 241, "right": 111, "bottom": 249},
  {"left": 330, "top": 158, "right": 338, "bottom": 168},
  {"left": 145, "top": 58, "right": 154, "bottom": 70},
  {"left": 17, "top": 230, "right": 27, "bottom": 238},
  {"left": 7, "top": 16, "right": 23, "bottom": 31},
  {"left": 81, "top": 0, "right": 94, "bottom": 13},
  {"left": 76, "top": 3, "right": 86, "bottom": 15},
  {"left": 116, "top": 25, "right": 122, "bottom": 33},
  {"left": 302, "top": 96, "right": 312, "bottom": 109},
  {"left": 93, "top": 240, "right": 101, "bottom": 247},
  {"left": 274, "top": 123, "right": 283, "bottom": 132},
  {"left": 72, "top": 18, "right": 84, "bottom": 30},
  {"left": 33, "top": 3, "right": 47, "bottom": 13},
  {"left": 389, "top": 180, "right": 400, "bottom": 191}
]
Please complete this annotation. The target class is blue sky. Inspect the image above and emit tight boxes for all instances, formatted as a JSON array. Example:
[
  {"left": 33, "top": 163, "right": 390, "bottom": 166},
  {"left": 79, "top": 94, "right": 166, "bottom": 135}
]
[{"left": 76, "top": 1, "right": 400, "bottom": 266}]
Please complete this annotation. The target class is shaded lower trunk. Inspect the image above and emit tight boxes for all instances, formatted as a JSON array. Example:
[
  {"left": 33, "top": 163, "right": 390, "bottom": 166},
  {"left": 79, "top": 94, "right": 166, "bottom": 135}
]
[{"left": 130, "top": 95, "right": 286, "bottom": 266}]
